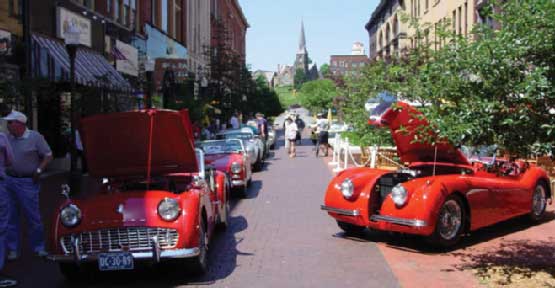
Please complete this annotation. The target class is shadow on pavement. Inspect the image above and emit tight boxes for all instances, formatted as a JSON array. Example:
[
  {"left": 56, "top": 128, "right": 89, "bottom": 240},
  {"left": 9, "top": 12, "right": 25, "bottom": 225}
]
[{"left": 332, "top": 211, "right": 555, "bottom": 254}]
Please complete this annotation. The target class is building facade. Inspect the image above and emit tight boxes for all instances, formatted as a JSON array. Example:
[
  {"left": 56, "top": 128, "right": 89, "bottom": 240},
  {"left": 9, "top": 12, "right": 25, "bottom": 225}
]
[
  {"left": 365, "top": 0, "right": 409, "bottom": 60},
  {"left": 329, "top": 55, "right": 369, "bottom": 78},
  {"left": 366, "top": 0, "right": 484, "bottom": 60}
]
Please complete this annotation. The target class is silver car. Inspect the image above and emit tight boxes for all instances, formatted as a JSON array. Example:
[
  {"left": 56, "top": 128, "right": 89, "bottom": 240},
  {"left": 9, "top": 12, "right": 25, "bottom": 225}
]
[{"left": 217, "top": 130, "right": 264, "bottom": 171}]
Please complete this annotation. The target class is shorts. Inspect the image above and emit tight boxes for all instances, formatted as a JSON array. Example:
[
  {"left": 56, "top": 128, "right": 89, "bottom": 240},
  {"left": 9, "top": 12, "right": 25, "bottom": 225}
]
[{"left": 318, "top": 131, "right": 328, "bottom": 144}]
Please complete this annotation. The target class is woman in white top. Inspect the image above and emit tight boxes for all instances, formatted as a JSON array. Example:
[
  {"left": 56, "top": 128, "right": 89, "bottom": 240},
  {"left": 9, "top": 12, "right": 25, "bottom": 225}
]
[{"left": 284, "top": 118, "right": 298, "bottom": 158}]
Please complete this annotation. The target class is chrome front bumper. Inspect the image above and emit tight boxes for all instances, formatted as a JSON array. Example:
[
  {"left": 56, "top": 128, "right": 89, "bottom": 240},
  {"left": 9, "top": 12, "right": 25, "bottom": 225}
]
[
  {"left": 370, "top": 215, "right": 427, "bottom": 227},
  {"left": 48, "top": 236, "right": 199, "bottom": 263},
  {"left": 321, "top": 205, "right": 360, "bottom": 216},
  {"left": 231, "top": 179, "right": 245, "bottom": 187}
]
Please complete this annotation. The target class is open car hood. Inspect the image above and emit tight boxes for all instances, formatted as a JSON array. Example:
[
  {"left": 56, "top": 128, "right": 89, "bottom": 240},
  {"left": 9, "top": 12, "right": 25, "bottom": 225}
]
[
  {"left": 369, "top": 101, "right": 469, "bottom": 165},
  {"left": 81, "top": 109, "right": 198, "bottom": 178}
]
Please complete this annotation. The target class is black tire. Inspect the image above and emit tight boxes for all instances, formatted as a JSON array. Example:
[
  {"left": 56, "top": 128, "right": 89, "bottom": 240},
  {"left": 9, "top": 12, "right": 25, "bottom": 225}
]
[
  {"left": 337, "top": 221, "right": 365, "bottom": 235},
  {"left": 187, "top": 217, "right": 208, "bottom": 275},
  {"left": 428, "top": 195, "right": 465, "bottom": 248},
  {"left": 59, "top": 263, "right": 83, "bottom": 281},
  {"left": 529, "top": 182, "right": 548, "bottom": 222}
]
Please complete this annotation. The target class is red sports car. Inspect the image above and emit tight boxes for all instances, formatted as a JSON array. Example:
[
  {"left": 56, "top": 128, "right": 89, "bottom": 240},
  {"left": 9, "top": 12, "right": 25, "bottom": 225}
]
[
  {"left": 48, "top": 109, "right": 230, "bottom": 278},
  {"left": 322, "top": 101, "right": 552, "bottom": 247},
  {"left": 200, "top": 139, "right": 253, "bottom": 197}
]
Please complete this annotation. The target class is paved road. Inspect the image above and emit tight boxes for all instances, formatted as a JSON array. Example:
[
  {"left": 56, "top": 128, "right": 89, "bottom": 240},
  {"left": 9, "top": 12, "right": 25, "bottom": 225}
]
[{"left": 5, "top": 130, "right": 399, "bottom": 287}]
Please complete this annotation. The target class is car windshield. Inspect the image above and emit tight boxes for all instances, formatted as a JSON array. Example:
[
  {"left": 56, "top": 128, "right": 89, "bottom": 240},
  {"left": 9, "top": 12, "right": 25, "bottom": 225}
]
[
  {"left": 220, "top": 133, "right": 253, "bottom": 140},
  {"left": 200, "top": 140, "right": 243, "bottom": 154},
  {"left": 461, "top": 145, "right": 498, "bottom": 160}
]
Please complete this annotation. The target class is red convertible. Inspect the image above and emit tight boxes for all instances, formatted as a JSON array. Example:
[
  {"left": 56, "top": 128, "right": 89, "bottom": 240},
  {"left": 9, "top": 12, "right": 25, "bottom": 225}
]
[
  {"left": 48, "top": 109, "right": 230, "bottom": 278},
  {"left": 200, "top": 139, "right": 253, "bottom": 197},
  {"left": 322, "top": 101, "right": 552, "bottom": 247}
]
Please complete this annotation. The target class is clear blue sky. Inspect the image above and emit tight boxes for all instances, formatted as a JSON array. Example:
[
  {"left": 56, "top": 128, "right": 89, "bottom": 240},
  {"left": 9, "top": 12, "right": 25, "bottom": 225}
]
[{"left": 239, "top": 0, "right": 380, "bottom": 72}]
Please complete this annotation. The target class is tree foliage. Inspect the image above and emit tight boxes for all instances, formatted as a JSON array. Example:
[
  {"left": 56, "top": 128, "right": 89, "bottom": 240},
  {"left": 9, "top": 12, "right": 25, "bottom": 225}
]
[
  {"left": 294, "top": 68, "right": 308, "bottom": 90},
  {"left": 297, "top": 79, "right": 337, "bottom": 114},
  {"left": 345, "top": 0, "right": 555, "bottom": 156}
]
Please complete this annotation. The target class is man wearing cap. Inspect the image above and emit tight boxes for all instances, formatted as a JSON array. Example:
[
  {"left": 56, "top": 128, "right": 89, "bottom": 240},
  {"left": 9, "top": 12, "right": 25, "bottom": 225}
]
[
  {"left": 0, "top": 108, "right": 16, "bottom": 287},
  {"left": 256, "top": 113, "right": 268, "bottom": 157},
  {"left": 3, "top": 111, "right": 52, "bottom": 260}
]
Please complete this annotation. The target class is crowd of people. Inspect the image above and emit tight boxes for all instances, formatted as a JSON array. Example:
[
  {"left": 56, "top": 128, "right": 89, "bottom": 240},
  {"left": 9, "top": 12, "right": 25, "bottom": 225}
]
[{"left": 283, "top": 112, "right": 329, "bottom": 158}]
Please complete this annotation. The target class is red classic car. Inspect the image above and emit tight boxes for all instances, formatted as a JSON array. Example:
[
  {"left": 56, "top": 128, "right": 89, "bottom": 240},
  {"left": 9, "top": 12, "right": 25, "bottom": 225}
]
[
  {"left": 48, "top": 109, "right": 230, "bottom": 278},
  {"left": 200, "top": 139, "right": 253, "bottom": 197},
  {"left": 321, "top": 101, "right": 552, "bottom": 247}
]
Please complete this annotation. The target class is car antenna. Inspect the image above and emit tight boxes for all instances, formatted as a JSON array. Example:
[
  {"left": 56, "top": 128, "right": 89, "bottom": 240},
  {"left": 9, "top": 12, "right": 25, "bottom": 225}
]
[{"left": 433, "top": 145, "right": 438, "bottom": 177}]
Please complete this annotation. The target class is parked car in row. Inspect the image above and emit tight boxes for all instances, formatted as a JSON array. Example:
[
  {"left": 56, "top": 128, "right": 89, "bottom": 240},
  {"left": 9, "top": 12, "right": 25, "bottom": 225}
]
[
  {"left": 199, "top": 139, "right": 252, "bottom": 197},
  {"left": 322, "top": 100, "right": 551, "bottom": 248},
  {"left": 217, "top": 129, "right": 265, "bottom": 171},
  {"left": 48, "top": 110, "right": 230, "bottom": 278}
]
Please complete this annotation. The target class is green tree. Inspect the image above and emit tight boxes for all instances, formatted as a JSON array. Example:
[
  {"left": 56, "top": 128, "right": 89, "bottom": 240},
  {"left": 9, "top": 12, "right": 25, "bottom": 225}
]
[
  {"left": 297, "top": 79, "right": 337, "bottom": 114},
  {"left": 294, "top": 68, "right": 307, "bottom": 90},
  {"left": 344, "top": 0, "right": 555, "bottom": 156},
  {"left": 320, "top": 63, "right": 330, "bottom": 78}
]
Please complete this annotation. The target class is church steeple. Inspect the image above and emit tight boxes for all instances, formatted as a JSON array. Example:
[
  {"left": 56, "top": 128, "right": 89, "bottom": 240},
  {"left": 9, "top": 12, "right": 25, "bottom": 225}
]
[{"left": 298, "top": 20, "right": 307, "bottom": 54}]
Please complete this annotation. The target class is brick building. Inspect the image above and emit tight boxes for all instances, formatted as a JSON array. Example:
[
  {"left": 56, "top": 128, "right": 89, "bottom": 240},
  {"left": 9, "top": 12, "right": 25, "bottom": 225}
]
[{"left": 329, "top": 55, "right": 370, "bottom": 78}]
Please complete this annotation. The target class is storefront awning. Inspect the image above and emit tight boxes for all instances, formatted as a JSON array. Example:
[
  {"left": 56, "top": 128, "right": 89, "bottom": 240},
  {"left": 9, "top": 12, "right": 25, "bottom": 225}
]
[{"left": 32, "top": 34, "right": 132, "bottom": 91}]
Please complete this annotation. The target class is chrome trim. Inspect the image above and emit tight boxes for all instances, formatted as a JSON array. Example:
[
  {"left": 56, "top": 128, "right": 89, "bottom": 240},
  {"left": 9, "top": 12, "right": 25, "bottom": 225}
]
[
  {"left": 48, "top": 247, "right": 200, "bottom": 263},
  {"left": 231, "top": 180, "right": 245, "bottom": 187},
  {"left": 151, "top": 236, "right": 160, "bottom": 263},
  {"left": 320, "top": 205, "right": 360, "bottom": 216},
  {"left": 466, "top": 189, "right": 488, "bottom": 196},
  {"left": 370, "top": 215, "right": 427, "bottom": 227}
]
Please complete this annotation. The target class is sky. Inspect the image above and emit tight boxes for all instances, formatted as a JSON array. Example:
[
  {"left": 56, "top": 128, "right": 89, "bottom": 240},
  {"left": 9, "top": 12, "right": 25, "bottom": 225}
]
[{"left": 239, "top": 0, "right": 380, "bottom": 72}]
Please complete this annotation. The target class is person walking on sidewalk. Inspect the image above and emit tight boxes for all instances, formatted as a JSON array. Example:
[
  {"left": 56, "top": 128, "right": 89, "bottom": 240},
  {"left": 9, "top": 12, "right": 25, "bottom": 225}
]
[
  {"left": 3, "top": 111, "right": 52, "bottom": 261},
  {"left": 285, "top": 117, "right": 298, "bottom": 158},
  {"left": 0, "top": 118, "right": 16, "bottom": 287},
  {"left": 315, "top": 113, "right": 330, "bottom": 157}
]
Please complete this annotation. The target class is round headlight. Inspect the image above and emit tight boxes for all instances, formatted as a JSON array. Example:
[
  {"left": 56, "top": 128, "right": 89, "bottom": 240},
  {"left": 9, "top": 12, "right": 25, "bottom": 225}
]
[
  {"left": 60, "top": 204, "right": 82, "bottom": 227},
  {"left": 340, "top": 178, "right": 355, "bottom": 199},
  {"left": 157, "top": 198, "right": 181, "bottom": 221},
  {"left": 391, "top": 184, "right": 408, "bottom": 206},
  {"left": 231, "top": 162, "right": 242, "bottom": 174}
]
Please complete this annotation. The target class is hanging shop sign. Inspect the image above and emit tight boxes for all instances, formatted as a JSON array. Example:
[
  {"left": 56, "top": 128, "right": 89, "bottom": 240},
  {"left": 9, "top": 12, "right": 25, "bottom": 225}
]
[
  {"left": 56, "top": 7, "right": 92, "bottom": 47},
  {"left": 115, "top": 40, "right": 139, "bottom": 76}
]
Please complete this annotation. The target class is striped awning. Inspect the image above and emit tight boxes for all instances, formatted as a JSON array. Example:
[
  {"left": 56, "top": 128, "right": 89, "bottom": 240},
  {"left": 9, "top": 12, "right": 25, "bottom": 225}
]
[{"left": 32, "top": 34, "right": 132, "bottom": 91}]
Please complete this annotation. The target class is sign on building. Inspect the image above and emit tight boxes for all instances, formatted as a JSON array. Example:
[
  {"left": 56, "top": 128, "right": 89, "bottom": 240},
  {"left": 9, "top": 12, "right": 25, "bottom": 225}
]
[
  {"left": 56, "top": 7, "right": 92, "bottom": 47},
  {"left": 115, "top": 40, "right": 139, "bottom": 76}
]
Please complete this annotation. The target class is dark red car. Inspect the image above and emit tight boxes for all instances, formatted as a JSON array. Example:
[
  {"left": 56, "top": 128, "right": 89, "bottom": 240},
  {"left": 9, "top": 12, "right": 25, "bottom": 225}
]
[
  {"left": 200, "top": 139, "right": 253, "bottom": 197},
  {"left": 48, "top": 109, "right": 230, "bottom": 278}
]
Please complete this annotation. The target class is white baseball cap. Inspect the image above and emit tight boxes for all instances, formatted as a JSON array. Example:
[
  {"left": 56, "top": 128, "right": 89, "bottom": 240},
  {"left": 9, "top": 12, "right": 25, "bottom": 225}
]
[{"left": 3, "top": 110, "right": 27, "bottom": 124}]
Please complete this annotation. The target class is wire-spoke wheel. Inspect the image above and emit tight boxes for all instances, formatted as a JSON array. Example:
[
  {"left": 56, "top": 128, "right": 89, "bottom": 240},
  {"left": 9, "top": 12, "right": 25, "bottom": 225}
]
[
  {"left": 530, "top": 182, "right": 547, "bottom": 222},
  {"left": 429, "top": 195, "right": 465, "bottom": 248}
]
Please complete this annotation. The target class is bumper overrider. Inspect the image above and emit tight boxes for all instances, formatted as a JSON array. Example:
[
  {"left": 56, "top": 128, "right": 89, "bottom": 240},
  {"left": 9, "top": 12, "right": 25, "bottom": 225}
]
[{"left": 48, "top": 235, "right": 200, "bottom": 264}]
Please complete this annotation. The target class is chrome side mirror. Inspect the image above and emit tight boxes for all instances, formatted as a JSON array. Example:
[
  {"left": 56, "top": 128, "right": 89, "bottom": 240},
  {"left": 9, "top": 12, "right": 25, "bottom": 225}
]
[{"left": 61, "top": 184, "right": 71, "bottom": 200}]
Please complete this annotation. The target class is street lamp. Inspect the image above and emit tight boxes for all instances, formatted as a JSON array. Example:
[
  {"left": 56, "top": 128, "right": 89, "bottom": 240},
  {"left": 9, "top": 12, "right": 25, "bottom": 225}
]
[{"left": 64, "top": 22, "right": 81, "bottom": 193}]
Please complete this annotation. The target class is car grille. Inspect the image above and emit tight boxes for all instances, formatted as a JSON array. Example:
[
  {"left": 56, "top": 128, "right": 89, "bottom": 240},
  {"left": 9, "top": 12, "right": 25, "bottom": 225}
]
[{"left": 60, "top": 227, "right": 179, "bottom": 254}]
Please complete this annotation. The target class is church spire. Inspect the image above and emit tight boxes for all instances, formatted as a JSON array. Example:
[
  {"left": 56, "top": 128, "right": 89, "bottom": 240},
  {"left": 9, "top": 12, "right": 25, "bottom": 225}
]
[{"left": 298, "top": 20, "right": 307, "bottom": 54}]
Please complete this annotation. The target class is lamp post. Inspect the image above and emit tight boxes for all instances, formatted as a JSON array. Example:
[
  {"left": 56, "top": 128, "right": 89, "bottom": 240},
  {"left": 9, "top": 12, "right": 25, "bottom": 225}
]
[{"left": 64, "top": 23, "right": 81, "bottom": 193}]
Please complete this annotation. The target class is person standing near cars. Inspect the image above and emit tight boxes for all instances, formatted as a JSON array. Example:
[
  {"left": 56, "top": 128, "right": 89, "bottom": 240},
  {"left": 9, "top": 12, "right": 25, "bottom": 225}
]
[
  {"left": 285, "top": 117, "right": 298, "bottom": 158},
  {"left": 256, "top": 113, "right": 268, "bottom": 157},
  {"left": 230, "top": 112, "right": 240, "bottom": 129},
  {"left": 3, "top": 111, "right": 53, "bottom": 260},
  {"left": 0, "top": 105, "right": 16, "bottom": 287}
]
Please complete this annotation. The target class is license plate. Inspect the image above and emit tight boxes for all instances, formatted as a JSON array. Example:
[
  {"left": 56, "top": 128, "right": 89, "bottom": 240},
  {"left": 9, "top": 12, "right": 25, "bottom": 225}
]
[{"left": 98, "top": 252, "right": 134, "bottom": 271}]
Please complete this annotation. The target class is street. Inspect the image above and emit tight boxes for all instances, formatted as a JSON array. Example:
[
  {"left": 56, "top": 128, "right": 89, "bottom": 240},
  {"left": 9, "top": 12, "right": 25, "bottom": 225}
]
[{"left": 4, "top": 130, "right": 399, "bottom": 288}]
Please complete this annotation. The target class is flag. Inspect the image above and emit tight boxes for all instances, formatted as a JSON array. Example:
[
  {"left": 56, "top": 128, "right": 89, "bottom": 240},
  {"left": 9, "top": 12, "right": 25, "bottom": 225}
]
[{"left": 111, "top": 46, "right": 127, "bottom": 61}]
